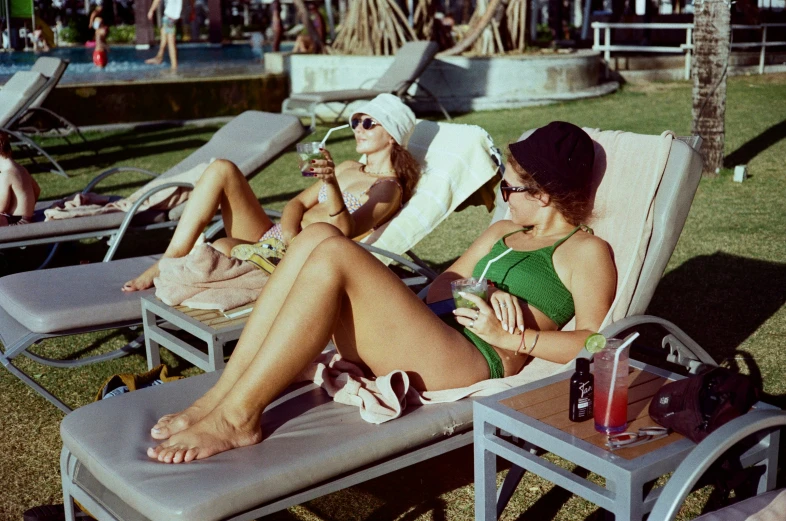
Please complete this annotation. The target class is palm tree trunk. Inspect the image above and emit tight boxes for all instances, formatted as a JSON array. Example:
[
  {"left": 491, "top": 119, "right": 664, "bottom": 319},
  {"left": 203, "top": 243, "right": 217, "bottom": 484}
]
[
  {"left": 691, "top": 0, "right": 731, "bottom": 176},
  {"left": 439, "top": 0, "right": 505, "bottom": 56}
]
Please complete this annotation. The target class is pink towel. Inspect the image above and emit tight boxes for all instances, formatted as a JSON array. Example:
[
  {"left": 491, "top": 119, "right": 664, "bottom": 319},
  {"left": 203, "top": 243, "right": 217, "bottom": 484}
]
[
  {"left": 44, "top": 161, "right": 211, "bottom": 221},
  {"left": 297, "top": 349, "right": 564, "bottom": 424},
  {"left": 154, "top": 244, "right": 269, "bottom": 311}
]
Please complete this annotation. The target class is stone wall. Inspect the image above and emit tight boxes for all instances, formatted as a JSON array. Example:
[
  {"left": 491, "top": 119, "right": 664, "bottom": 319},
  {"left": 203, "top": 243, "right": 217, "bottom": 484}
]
[
  {"left": 279, "top": 50, "right": 614, "bottom": 119},
  {"left": 43, "top": 74, "right": 289, "bottom": 126}
]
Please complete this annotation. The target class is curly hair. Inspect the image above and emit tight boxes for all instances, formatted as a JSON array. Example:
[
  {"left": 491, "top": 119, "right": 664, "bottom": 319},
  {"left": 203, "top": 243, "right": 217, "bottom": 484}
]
[
  {"left": 507, "top": 153, "right": 593, "bottom": 226},
  {"left": 391, "top": 143, "right": 421, "bottom": 204},
  {"left": 0, "top": 132, "right": 12, "bottom": 159}
]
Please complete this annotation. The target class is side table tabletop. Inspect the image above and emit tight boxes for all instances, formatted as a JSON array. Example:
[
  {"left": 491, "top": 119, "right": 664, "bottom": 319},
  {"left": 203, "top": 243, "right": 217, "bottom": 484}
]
[
  {"left": 474, "top": 360, "right": 780, "bottom": 521},
  {"left": 141, "top": 294, "right": 251, "bottom": 372}
]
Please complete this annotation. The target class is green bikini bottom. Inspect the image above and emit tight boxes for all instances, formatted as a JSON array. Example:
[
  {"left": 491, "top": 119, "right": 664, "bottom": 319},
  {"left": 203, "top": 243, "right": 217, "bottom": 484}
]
[{"left": 439, "top": 316, "right": 504, "bottom": 379}]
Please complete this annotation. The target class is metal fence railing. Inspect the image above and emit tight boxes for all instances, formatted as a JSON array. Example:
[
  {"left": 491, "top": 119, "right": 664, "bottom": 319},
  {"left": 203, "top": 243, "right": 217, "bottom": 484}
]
[{"left": 592, "top": 22, "right": 786, "bottom": 79}]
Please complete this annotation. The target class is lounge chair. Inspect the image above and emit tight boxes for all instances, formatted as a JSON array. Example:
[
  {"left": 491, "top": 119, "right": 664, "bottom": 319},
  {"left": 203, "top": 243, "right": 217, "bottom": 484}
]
[
  {"left": 59, "top": 129, "right": 712, "bottom": 521},
  {"left": 282, "top": 41, "right": 450, "bottom": 130},
  {"left": 0, "top": 119, "right": 501, "bottom": 412},
  {"left": 648, "top": 409, "right": 786, "bottom": 521},
  {"left": 13, "top": 57, "right": 89, "bottom": 149},
  {"left": 0, "top": 111, "right": 305, "bottom": 270},
  {"left": 0, "top": 57, "right": 72, "bottom": 177}
]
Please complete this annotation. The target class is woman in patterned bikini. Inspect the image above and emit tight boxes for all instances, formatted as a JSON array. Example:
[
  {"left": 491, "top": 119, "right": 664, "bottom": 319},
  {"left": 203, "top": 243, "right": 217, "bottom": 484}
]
[{"left": 122, "top": 94, "right": 421, "bottom": 292}]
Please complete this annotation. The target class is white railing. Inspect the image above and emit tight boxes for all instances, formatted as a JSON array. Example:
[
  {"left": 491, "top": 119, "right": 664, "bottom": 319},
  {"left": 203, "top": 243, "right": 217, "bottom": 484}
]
[{"left": 592, "top": 22, "right": 786, "bottom": 79}]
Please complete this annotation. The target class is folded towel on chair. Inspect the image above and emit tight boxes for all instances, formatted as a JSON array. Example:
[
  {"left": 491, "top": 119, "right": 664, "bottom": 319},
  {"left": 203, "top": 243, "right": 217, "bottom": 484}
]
[
  {"left": 44, "top": 161, "right": 212, "bottom": 221},
  {"left": 154, "top": 244, "right": 269, "bottom": 311},
  {"left": 298, "top": 350, "right": 563, "bottom": 424}
]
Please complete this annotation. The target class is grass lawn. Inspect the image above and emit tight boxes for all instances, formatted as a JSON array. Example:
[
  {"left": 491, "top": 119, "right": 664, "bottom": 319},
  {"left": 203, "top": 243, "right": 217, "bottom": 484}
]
[{"left": 1, "top": 73, "right": 785, "bottom": 521}]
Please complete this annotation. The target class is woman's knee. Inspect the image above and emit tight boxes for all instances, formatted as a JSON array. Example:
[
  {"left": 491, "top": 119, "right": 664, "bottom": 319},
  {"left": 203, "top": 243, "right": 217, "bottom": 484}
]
[{"left": 199, "top": 159, "right": 242, "bottom": 187}]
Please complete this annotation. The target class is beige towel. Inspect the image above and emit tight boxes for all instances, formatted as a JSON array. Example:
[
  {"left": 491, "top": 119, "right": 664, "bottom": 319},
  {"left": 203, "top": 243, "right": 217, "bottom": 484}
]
[
  {"left": 154, "top": 244, "right": 269, "bottom": 311},
  {"left": 44, "top": 161, "right": 212, "bottom": 221},
  {"left": 298, "top": 349, "right": 563, "bottom": 424}
]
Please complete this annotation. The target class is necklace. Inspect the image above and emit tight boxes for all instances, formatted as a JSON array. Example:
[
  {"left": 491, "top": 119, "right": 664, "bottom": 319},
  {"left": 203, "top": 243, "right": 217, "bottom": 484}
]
[{"left": 360, "top": 164, "right": 396, "bottom": 177}]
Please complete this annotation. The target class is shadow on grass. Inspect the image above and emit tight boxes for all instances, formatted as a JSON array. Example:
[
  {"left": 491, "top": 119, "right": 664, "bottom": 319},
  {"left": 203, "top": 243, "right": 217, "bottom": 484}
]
[
  {"left": 647, "top": 252, "right": 786, "bottom": 366},
  {"left": 724, "top": 119, "right": 786, "bottom": 168}
]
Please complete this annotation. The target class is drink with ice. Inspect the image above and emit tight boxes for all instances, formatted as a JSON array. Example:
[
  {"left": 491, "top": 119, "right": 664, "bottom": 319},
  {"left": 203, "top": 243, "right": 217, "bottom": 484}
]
[
  {"left": 296, "top": 142, "right": 323, "bottom": 177},
  {"left": 450, "top": 278, "right": 488, "bottom": 310},
  {"left": 593, "top": 338, "right": 629, "bottom": 435}
]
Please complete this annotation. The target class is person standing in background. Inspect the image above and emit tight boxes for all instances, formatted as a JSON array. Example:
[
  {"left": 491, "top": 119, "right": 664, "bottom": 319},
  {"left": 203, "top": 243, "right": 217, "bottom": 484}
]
[{"left": 145, "top": 0, "right": 182, "bottom": 70}]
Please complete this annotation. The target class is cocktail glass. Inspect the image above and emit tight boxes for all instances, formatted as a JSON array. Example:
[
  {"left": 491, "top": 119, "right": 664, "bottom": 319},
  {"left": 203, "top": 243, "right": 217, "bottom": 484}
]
[
  {"left": 593, "top": 338, "right": 629, "bottom": 435},
  {"left": 296, "top": 142, "right": 323, "bottom": 177},
  {"left": 450, "top": 278, "right": 488, "bottom": 310}
]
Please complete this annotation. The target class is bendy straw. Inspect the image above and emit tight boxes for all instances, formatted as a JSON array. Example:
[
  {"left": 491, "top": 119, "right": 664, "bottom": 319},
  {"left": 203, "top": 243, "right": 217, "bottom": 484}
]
[
  {"left": 319, "top": 124, "right": 350, "bottom": 149},
  {"left": 603, "top": 331, "right": 641, "bottom": 427}
]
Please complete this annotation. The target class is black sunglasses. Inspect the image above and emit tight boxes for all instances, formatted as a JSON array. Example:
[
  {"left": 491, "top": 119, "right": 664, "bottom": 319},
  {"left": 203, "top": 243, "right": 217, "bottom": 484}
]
[
  {"left": 500, "top": 179, "right": 533, "bottom": 203},
  {"left": 350, "top": 117, "right": 380, "bottom": 131}
]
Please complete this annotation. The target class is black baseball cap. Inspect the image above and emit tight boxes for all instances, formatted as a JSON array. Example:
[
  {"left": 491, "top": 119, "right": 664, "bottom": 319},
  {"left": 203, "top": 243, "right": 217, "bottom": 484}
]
[{"left": 508, "top": 121, "right": 595, "bottom": 197}]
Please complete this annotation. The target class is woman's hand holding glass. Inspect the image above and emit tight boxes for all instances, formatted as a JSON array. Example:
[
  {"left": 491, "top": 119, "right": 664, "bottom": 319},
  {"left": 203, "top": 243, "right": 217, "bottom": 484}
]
[
  {"left": 309, "top": 148, "right": 337, "bottom": 184},
  {"left": 453, "top": 291, "right": 522, "bottom": 348}
]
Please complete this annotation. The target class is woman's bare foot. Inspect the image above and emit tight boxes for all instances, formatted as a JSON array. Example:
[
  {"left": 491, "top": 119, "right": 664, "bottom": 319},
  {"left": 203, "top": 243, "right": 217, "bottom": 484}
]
[
  {"left": 122, "top": 262, "right": 160, "bottom": 292},
  {"left": 150, "top": 393, "right": 221, "bottom": 440},
  {"left": 145, "top": 56, "right": 163, "bottom": 65},
  {"left": 147, "top": 406, "right": 262, "bottom": 463}
]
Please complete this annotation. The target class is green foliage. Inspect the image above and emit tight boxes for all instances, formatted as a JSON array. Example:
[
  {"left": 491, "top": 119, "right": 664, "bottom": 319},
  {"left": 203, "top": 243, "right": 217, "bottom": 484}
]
[
  {"left": 60, "top": 15, "right": 91, "bottom": 44},
  {"left": 107, "top": 24, "right": 136, "bottom": 44}
]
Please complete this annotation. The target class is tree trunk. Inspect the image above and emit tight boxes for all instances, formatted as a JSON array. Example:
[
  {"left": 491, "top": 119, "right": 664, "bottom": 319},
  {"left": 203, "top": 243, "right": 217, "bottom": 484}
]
[
  {"left": 691, "top": 0, "right": 731, "bottom": 176},
  {"left": 293, "top": 0, "right": 324, "bottom": 53},
  {"left": 135, "top": 0, "right": 155, "bottom": 46},
  {"left": 439, "top": 0, "right": 505, "bottom": 56}
]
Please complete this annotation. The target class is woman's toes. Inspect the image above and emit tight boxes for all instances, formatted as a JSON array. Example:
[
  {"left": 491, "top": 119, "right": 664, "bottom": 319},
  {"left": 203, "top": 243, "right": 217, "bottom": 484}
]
[{"left": 184, "top": 448, "right": 199, "bottom": 463}]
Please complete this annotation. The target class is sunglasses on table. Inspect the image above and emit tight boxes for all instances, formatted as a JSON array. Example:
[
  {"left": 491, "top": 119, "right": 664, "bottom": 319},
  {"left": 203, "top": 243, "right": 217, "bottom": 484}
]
[
  {"left": 350, "top": 117, "right": 380, "bottom": 131},
  {"left": 606, "top": 426, "right": 669, "bottom": 451},
  {"left": 500, "top": 179, "right": 533, "bottom": 203}
]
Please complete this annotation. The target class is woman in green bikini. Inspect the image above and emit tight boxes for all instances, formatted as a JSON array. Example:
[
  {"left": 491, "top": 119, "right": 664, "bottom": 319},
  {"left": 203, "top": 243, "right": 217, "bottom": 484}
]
[{"left": 147, "top": 121, "right": 617, "bottom": 464}]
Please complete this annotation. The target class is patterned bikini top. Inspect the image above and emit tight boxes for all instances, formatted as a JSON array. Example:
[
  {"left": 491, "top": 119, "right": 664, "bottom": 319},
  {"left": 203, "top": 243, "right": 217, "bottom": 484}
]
[{"left": 317, "top": 178, "right": 403, "bottom": 214}]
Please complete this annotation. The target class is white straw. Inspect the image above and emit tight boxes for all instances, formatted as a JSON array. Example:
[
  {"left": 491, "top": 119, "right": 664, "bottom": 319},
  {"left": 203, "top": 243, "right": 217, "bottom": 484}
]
[
  {"left": 603, "top": 331, "right": 640, "bottom": 427},
  {"left": 319, "top": 124, "right": 350, "bottom": 149},
  {"left": 478, "top": 247, "right": 513, "bottom": 282}
]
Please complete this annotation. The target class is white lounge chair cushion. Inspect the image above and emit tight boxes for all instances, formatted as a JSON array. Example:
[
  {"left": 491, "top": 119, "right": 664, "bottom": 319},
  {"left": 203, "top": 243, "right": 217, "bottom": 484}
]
[
  {"left": 61, "top": 370, "right": 473, "bottom": 521},
  {"left": 694, "top": 489, "right": 786, "bottom": 521},
  {"left": 30, "top": 57, "right": 67, "bottom": 109},
  {"left": 361, "top": 119, "right": 501, "bottom": 260},
  {"left": 0, "top": 256, "right": 158, "bottom": 334},
  {"left": 0, "top": 71, "right": 48, "bottom": 126}
]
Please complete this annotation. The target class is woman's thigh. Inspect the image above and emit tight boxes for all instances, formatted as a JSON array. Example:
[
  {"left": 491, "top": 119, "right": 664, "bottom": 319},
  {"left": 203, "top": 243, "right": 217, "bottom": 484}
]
[{"left": 323, "top": 241, "right": 491, "bottom": 391}]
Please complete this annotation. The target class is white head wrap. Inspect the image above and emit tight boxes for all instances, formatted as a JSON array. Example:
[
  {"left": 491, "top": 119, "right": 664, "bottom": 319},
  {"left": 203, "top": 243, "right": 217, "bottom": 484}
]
[{"left": 349, "top": 94, "right": 416, "bottom": 146}]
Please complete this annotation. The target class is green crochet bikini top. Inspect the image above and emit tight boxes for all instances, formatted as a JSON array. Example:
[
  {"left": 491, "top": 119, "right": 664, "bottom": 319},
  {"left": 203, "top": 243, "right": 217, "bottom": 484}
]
[{"left": 471, "top": 225, "right": 590, "bottom": 328}]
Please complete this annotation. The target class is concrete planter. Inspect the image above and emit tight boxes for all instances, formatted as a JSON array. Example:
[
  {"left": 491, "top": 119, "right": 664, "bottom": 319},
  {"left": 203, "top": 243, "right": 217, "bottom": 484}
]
[{"left": 280, "top": 50, "right": 617, "bottom": 118}]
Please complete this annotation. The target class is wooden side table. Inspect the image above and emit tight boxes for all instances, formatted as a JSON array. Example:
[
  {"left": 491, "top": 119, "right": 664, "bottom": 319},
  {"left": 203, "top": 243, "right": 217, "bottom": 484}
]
[
  {"left": 141, "top": 294, "right": 251, "bottom": 372},
  {"left": 473, "top": 360, "right": 780, "bottom": 520}
]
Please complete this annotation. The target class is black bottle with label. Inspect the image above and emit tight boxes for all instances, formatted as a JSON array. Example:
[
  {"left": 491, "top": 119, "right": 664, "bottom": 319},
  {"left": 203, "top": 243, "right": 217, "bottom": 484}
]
[{"left": 569, "top": 358, "right": 594, "bottom": 422}]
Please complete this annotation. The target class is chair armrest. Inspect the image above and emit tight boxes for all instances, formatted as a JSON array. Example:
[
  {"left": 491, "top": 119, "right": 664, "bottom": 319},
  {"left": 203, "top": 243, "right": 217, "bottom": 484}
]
[
  {"left": 84, "top": 167, "right": 159, "bottom": 194},
  {"left": 103, "top": 181, "right": 193, "bottom": 261},
  {"left": 647, "top": 410, "right": 786, "bottom": 521},
  {"left": 598, "top": 314, "right": 717, "bottom": 373}
]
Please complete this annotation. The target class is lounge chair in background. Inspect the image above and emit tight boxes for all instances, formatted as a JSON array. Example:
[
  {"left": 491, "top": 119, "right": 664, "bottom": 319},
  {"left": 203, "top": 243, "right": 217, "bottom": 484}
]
[
  {"left": 59, "top": 130, "right": 715, "bottom": 521},
  {"left": 282, "top": 41, "right": 450, "bottom": 130},
  {"left": 0, "top": 57, "right": 72, "bottom": 177},
  {"left": 13, "top": 57, "right": 89, "bottom": 149},
  {"left": 0, "top": 119, "right": 501, "bottom": 413},
  {"left": 648, "top": 409, "right": 786, "bottom": 521},
  {"left": 0, "top": 111, "right": 305, "bottom": 270}
]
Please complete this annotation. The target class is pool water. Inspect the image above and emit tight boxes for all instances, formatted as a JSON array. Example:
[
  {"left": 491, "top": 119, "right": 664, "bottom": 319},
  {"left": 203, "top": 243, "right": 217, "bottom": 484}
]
[{"left": 0, "top": 42, "right": 293, "bottom": 84}]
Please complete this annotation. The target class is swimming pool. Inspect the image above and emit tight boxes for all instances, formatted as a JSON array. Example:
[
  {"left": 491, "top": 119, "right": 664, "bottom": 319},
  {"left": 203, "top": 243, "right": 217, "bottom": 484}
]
[{"left": 0, "top": 42, "right": 293, "bottom": 84}]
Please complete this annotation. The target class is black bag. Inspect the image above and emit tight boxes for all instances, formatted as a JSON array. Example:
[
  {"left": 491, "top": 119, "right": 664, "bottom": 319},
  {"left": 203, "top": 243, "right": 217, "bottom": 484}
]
[{"left": 648, "top": 366, "right": 760, "bottom": 443}]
